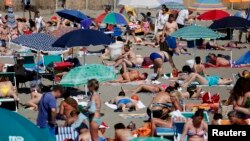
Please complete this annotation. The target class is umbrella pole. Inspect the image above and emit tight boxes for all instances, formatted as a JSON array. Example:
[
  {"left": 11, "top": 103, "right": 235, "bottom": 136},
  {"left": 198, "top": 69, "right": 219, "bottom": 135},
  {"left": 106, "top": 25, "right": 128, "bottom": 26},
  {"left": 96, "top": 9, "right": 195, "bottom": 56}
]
[
  {"left": 84, "top": 50, "right": 86, "bottom": 65},
  {"left": 230, "top": 50, "right": 233, "bottom": 68}
]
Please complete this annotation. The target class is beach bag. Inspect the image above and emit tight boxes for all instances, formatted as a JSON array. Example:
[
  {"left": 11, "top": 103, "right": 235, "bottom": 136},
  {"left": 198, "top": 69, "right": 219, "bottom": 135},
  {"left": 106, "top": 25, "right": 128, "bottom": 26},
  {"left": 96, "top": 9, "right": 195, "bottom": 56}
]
[
  {"left": 142, "top": 57, "right": 153, "bottom": 67},
  {"left": 202, "top": 92, "right": 220, "bottom": 103}
]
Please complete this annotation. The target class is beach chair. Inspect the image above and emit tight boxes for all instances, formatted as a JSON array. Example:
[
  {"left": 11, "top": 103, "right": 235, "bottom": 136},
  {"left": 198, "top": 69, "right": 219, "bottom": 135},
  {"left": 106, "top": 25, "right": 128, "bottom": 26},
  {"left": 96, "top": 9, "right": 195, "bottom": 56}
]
[
  {"left": 21, "top": 55, "right": 36, "bottom": 70},
  {"left": 56, "top": 127, "right": 78, "bottom": 141},
  {"left": 0, "top": 72, "right": 18, "bottom": 112},
  {"left": 42, "top": 54, "right": 63, "bottom": 71}
]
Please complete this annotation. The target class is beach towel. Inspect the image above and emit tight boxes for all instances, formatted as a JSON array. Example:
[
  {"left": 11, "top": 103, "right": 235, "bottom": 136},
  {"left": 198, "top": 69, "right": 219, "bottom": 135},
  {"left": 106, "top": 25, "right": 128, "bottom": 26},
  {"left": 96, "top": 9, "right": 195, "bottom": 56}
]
[
  {"left": 56, "top": 127, "right": 78, "bottom": 141},
  {"left": 104, "top": 80, "right": 150, "bottom": 86},
  {"left": 119, "top": 113, "right": 149, "bottom": 119},
  {"left": 105, "top": 101, "right": 146, "bottom": 110}
]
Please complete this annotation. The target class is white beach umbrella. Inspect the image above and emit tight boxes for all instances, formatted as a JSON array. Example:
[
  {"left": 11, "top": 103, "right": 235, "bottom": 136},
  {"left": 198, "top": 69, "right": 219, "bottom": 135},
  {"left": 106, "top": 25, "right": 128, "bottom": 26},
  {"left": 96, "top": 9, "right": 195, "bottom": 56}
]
[{"left": 118, "top": 0, "right": 170, "bottom": 9}]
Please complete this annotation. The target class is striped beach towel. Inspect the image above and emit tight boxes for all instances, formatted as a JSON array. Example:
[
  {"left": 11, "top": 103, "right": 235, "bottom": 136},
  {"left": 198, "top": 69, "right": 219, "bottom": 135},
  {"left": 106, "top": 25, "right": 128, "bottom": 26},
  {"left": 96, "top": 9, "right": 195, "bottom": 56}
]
[{"left": 56, "top": 127, "right": 78, "bottom": 141}]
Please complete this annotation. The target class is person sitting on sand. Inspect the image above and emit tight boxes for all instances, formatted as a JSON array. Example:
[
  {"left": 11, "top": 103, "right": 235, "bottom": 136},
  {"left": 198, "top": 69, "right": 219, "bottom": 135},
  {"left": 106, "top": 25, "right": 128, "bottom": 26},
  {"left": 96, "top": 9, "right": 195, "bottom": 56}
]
[
  {"left": 58, "top": 92, "right": 78, "bottom": 120},
  {"left": 147, "top": 87, "right": 176, "bottom": 119},
  {"left": 0, "top": 76, "right": 17, "bottom": 100},
  {"left": 205, "top": 53, "right": 230, "bottom": 67},
  {"left": 114, "top": 123, "right": 134, "bottom": 141},
  {"left": 109, "top": 91, "right": 138, "bottom": 112},
  {"left": 150, "top": 50, "right": 177, "bottom": 80},
  {"left": 109, "top": 63, "right": 148, "bottom": 83},
  {"left": 151, "top": 90, "right": 183, "bottom": 136},
  {"left": 180, "top": 72, "right": 232, "bottom": 87},
  {"left": 228, "top": 77, "right": 250, "bottom": 118},
  {"left": 65, "top": 110, "right": 88, "bottom": 134},
  {"left": 193, "top": 56, "right": 206, "bottom": 76},
  {"left": 113, "top": 42, "right": 138, "bottom": 68}
]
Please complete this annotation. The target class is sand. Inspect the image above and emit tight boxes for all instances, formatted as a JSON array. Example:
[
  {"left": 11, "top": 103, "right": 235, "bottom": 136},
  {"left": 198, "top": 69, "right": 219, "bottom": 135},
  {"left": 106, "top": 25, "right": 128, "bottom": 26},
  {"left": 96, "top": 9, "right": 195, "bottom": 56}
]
[{"left": 0, "top": 8, "right": 250, "bottom": 139}]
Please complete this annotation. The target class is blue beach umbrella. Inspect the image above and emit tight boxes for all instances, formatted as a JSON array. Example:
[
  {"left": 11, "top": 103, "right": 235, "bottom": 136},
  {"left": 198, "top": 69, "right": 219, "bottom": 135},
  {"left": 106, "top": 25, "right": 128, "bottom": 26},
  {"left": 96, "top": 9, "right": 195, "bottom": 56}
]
[
  {"left": 56, "top": 9, "right": 88, "bottom": 23},
  {"left": 12, "top": 33, "right": 63, "bottom": 51},
  {"left": 52, "top": 29, "right": 115, "bottom": 48},
  {"left": 209, "top": 16, "right": 250, "bottom": 30}
]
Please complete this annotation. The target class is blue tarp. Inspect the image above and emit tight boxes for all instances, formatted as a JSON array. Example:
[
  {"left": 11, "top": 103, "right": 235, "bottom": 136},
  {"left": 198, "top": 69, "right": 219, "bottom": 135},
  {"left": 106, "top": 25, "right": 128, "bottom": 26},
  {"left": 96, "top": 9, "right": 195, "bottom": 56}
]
[{"left": 235, "top": 50, "right": 250, "bottom": 65}]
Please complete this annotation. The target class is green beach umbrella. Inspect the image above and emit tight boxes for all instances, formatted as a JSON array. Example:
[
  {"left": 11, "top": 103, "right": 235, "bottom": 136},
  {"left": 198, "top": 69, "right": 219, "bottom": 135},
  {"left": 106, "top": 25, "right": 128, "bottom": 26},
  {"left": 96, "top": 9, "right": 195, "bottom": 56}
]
[
  {"left": 171, "top": 25, "right": 224, "bottom": 40},
  {"left": 60, "top": 64, "right": 116, "bottom": 87},
  {"left": 103, "top": 12, "right": 129, "bottom": 25},
  {"left": 0, "top": 108, "right": 55, "bottom": 141},
  {"left": 131, "top": 137, "right": 171, "bottom": 141}
]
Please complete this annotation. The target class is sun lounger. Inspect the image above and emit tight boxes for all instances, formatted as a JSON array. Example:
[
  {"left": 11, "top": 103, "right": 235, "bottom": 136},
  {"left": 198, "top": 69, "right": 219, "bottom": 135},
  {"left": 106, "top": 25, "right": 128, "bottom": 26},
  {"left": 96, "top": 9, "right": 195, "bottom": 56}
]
[
  {"left": 42, "top": 54, "right": 63, "bottom": 71},
  {"left": 56, "top": 127, "right": 78, "bottom": 141}
]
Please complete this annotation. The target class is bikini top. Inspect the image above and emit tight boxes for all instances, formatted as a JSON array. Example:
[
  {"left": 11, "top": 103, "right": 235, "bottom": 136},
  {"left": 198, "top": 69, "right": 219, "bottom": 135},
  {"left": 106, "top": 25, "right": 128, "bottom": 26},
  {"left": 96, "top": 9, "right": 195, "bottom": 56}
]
[{"left": 187, "top": 130, "right": 205, "bottom": 137}]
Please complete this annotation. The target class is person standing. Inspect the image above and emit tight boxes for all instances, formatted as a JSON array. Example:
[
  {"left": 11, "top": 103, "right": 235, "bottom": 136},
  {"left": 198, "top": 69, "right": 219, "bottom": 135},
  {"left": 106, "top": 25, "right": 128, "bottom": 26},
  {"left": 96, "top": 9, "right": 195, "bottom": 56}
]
[
  {"left": 37, "top": 85, "right": 64, "bottom": 135},
  {"left": 176, "top": 9, "right": 193, "bottom": 29}
]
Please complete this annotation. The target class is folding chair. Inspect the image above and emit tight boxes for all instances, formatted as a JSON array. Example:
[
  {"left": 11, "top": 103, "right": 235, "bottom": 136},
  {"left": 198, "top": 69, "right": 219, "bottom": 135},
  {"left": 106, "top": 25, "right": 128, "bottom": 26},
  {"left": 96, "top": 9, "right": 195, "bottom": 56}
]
[{"left": 0, "top": 72, "right": 19, "bottom": 112}]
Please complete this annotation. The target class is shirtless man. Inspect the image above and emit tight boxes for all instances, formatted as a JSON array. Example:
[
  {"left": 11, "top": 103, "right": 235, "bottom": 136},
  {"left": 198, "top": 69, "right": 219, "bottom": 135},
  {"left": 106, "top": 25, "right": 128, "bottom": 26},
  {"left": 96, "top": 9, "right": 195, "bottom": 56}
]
[
  {"left": 110, "top": 63, "right": 148, "bottom": 83},
  {"left": 206, "top": 53, "right": 230, "bottom": 67},
  {"left": 113, "top": 44, "right": 137, "bottom": 68},
  {"left": 164, "top": 14, "right": 178, "bottom": 36},
  {"left": 147, "top": 91, "right": 172, "bottom": 119},
  {"left": 109, "top": 91, "right": 138, "bottom": 112},
  {"left": 114, "top": 123, "right": 134, "bottom": 141}
]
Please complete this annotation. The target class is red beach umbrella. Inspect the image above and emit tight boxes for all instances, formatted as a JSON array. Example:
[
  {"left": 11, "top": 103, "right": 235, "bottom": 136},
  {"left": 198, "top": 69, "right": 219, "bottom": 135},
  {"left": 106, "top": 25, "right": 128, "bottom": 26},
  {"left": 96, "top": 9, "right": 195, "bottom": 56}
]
[{"left": 197, "top": 10, "right": 230, "bottom": 20}]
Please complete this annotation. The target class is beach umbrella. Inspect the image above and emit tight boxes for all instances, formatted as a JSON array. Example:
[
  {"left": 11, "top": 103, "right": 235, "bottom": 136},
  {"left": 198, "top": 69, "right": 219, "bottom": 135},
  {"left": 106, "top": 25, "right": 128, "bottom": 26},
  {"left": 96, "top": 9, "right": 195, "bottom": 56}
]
[
  {"left": 197, "top": 10, "right": 230, "bottom": 20},
  {"left": 0, "top": 108, "right": 55, "bottom": 141},
  {"left": 56, "top": 9, "right": 88, "bottom": 23},
  {"left": 60, "top": 64, "right": 116, "bottom": 87},
  {"left": 189, "top": 0, "right": 226, "bottom": 11},
  {"left": 49, "top": 27, "right": 77, "bottom": 38},
  {"left": 12, "top": 33, "right": 63, "bottom": 51},
  {"left": 118, "top": 0, "right": 170, "bottom": 9},
  {"left": 131, "top": 137, "right": 171, "bottom": 141},
  {"left": 52, "top": 29, "right": 115, "bottom": 48},
  {"left": 171, "top": 25, "right": 224, "bottom": 40},
  {"left": 95, "top": 12, "right": 107, "bottom": 24},
  {"left": 171, "top": 25, "right": 224, "bottom": 56},
  {"left": 6, "top": 6, "right": 16, "bottom": 29},
  {"left": 162, "top": 2, "right": 185, "bottom": 10},
  {"left": 223, "top": 0, "right": 250, "bottom": 9},
  {"left": 103, "top": 12, "right": 128, "bottom": 25},
  {"left": 209, "top": 16, "right": 250, "bottom": 30}
]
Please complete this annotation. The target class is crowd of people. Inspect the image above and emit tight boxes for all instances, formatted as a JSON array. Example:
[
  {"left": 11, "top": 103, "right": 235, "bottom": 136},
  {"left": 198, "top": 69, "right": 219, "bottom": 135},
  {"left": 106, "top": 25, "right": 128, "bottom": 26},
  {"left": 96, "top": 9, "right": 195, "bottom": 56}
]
[{"left": 0, "top": 1, "right": 250, "bottom": 141}]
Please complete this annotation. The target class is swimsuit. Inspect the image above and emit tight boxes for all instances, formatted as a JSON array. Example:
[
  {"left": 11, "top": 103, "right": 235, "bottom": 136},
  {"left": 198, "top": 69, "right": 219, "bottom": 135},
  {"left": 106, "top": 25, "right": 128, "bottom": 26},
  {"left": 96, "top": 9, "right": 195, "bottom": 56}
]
[
  {"left": 92, "top": 117, "right": 102, "bottom": 126},
  {"left": 187, "top": 130, "right": 205, "bottom": 137},
  {"left": 150, "top": 52, "right": 168, "bottom": 62},
  {"left": 0, "top": 85, "right": 10, "bottom": 96},
  {"left": 117, "top": 98, "right": 132, "bottom": 105},
  {"left": 205, "top": 75, "right": 220, "bottom": 86}
]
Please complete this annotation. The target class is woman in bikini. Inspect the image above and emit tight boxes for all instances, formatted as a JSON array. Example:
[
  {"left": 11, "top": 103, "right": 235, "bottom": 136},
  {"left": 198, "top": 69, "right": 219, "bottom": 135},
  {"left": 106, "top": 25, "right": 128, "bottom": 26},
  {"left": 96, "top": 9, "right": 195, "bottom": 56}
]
[
  {"left": 181, "top": 109, "right": 208, "bottom": 141},
  {"left": 150, "top": 50, "right": 177, "bottom": 80},
  {"left": 0, "top": 76, "right": 17, "bottom": 100},
  {"left": 87, "top": 79, "right": 102, "bottom": 141}
]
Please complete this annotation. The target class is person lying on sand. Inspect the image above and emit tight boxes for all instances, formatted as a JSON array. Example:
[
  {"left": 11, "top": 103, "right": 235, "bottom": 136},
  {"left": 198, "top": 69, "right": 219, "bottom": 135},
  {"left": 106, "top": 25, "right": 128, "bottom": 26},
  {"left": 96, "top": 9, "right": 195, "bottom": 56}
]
[
  {"left": 205, "top": 53, "right": 230, "bottom": 67},
  {"left": 198, "top": 39, "right": 229, "bottom": 50},
  {"left": 109, "top": 63, "right": 148, "bottom": 83},
  {"left": 109, "top": 91, "right": 138, "bottom": 112}
]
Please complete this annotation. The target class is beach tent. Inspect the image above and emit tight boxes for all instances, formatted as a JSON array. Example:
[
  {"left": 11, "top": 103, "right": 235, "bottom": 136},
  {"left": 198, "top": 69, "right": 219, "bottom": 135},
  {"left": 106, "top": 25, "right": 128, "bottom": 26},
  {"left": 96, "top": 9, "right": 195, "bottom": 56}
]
[
  {"left": 189, "top": 0, "right": 227, "bottom": 10},
  {"left": 235, "top": 50, "right": 250, "bottom": 65}
]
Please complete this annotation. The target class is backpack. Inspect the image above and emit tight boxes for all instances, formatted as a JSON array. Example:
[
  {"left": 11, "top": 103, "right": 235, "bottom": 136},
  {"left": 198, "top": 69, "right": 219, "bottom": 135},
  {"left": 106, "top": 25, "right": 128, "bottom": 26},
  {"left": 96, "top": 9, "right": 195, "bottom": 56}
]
[{"left": 142, "top": 57, "right": 153, "bottom": 67}]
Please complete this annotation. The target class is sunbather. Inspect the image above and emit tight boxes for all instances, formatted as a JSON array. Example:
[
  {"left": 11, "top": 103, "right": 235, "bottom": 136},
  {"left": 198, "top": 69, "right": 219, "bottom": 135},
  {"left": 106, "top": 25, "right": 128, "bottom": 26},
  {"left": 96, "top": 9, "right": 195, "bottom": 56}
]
[
  {"left": 65, "top": 110, "right": 88, "bottom": 134},
  {"left": 180, "top": 72, "right": 232, "bottom": 87},
  {"left": 109, "top": 63, "right": 148, "bottom": 83},
  {"left": 0, "top": 76, "right": 17, "bottom": 100},
  {"left": 205, "top": 53, "right": 230, "bottom": 67},
  {"left": 109, "top": 91, "right": 138, "bottom": 112},
  {"left": 114, "top": 123, "right": 134, "bottom": 141},
  {"left": 223, "top": 41, "right": 247, "bottom": 49},
  {"left": 198, "top": 39, "right": 228, "bottom": 50},
  {"left": 228, "top": 111, "right": 248, "bottom": 125},
  {"left": 193, "top": 56, "right": 206, "bottom": 76}
]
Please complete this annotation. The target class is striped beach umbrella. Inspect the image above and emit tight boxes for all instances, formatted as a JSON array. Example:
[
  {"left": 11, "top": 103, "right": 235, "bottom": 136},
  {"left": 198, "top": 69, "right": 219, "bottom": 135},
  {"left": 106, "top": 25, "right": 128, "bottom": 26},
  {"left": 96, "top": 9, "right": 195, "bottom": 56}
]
[
  {"left": 103, "top": 12, "right": 128, "bottom": 25},
  {"left": 7, "top": 6, "right": 16, "bottom": 29},
  {"left": 189, "top": 0, "right": 226, "bottom": 11}
]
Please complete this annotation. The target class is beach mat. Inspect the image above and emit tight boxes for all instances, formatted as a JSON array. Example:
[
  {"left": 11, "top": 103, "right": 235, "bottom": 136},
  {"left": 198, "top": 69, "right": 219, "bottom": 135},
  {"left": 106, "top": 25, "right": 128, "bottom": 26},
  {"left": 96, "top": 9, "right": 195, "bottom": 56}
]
[
  {"left": 119, "top": 113, "right": 149, "bottom": 119},
  {"left": 105, "top": 101, "right": 146, "bottom": 110}
]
